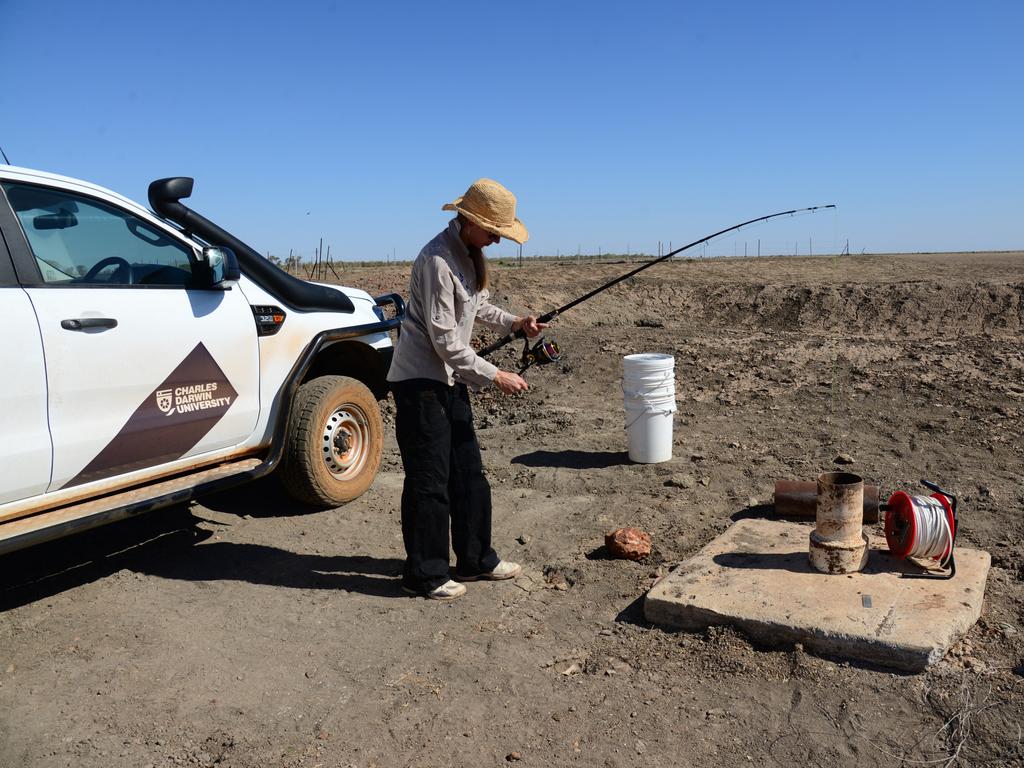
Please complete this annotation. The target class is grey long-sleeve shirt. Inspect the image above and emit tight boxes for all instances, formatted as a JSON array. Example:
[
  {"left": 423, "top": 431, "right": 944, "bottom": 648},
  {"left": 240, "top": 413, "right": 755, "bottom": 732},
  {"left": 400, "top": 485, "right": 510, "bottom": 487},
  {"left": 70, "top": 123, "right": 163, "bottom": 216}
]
[{"left": 387, "top": 218, "right": 517, "bottom": 389}]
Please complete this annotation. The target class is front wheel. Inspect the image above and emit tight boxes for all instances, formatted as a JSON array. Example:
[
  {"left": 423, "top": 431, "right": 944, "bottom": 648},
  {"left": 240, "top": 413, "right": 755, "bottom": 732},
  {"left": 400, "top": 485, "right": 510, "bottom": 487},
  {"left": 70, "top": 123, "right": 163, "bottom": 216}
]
[{"left": 280, "top": 375, "right": 383, "bottom": 507}]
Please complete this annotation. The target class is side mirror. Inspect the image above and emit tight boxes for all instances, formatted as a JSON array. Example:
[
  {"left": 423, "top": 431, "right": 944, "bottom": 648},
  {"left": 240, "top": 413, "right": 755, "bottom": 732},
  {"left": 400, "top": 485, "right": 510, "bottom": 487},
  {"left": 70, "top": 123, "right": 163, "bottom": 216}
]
[{"left": 201, "top": 246, "right": 241, "bottom": 286}]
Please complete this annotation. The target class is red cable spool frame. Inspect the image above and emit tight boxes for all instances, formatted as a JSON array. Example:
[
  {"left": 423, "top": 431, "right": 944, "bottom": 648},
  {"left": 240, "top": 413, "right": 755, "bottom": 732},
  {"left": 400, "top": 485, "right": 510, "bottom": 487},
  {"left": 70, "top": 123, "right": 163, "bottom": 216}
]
[{"left": 883, "top": 480, "right": 959, "bottom": 578}]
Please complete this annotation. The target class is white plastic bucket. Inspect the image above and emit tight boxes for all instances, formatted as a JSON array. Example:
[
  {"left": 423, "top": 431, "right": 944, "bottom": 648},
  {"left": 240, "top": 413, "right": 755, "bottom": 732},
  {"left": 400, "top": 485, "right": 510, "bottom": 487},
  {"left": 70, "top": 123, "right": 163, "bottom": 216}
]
[{"left": 622, "top": 353, "right": 676, "bottom": 463}]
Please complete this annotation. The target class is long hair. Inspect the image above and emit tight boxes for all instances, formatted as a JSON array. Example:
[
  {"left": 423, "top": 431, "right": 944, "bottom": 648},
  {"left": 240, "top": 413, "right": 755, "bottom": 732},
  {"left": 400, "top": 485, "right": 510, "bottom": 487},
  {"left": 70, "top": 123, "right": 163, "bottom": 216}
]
[
  {"left": 457, "top": 214, "right": 489, "bottom": 291},
  {"left": 467, "top": 246, "right": 488, "bottom": 292}
]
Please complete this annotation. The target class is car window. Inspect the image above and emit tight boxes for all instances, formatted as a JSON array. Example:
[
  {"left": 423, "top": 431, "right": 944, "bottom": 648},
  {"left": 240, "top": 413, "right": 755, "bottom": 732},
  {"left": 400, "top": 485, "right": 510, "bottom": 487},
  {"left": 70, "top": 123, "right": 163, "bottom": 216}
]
[{"left": 3, "top": 182, "right": 196, "bottom": 286}]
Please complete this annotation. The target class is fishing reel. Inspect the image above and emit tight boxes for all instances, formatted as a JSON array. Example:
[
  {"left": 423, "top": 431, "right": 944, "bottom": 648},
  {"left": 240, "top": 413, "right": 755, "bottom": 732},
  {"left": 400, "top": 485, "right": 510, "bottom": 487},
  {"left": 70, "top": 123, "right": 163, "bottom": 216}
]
[{"left": 519, "top": 336, "right": 561, "bottom": 374}]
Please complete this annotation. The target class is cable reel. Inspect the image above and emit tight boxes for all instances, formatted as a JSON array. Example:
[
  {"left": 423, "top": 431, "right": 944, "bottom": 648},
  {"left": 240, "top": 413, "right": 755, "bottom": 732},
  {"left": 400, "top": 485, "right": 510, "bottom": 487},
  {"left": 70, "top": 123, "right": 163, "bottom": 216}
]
[{"left": 883, "top": 479, "right": 959, "bottom": 579}]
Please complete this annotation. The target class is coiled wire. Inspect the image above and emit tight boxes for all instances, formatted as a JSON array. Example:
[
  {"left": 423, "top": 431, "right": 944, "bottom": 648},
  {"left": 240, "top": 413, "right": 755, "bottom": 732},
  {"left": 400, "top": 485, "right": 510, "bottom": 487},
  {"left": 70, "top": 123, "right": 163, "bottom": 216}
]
[{"left": 905, "top": 495, "right": 954, "bottom": 567}]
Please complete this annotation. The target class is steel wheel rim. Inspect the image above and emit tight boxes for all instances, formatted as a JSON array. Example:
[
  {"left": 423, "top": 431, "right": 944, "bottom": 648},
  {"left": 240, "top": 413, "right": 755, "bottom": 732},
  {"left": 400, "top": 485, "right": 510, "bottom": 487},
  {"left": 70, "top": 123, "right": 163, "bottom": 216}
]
[{"left": 321, "top": 403, "right": 370, "bottom": 479}]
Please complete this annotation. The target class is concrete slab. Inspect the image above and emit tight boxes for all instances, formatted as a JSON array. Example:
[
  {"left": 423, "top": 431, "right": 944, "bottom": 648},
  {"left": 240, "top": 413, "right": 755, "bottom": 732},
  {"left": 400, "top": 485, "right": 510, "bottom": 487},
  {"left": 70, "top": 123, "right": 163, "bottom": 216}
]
[{"left": 644, "top": 519, "right": 990, "bottom": 671}]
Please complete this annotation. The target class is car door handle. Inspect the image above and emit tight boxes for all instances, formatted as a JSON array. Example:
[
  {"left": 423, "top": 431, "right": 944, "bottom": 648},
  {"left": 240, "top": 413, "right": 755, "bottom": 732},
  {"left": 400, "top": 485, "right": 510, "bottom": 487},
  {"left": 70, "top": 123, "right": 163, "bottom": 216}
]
[{"left": 61, "top": 317, "right": 119, "bottom": 331}]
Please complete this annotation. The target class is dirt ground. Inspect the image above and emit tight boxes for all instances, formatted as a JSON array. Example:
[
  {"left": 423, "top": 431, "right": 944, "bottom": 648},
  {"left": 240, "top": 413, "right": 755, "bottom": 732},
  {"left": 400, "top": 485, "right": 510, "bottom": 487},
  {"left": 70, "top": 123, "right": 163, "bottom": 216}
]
[{"left": 1, "top": 252, "right": 1022, "bottom": 767}]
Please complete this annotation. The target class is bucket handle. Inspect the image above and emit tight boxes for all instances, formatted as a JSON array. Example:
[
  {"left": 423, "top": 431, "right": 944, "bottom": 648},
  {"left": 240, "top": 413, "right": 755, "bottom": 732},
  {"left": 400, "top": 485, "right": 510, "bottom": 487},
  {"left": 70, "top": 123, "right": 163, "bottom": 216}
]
[
  {"left": 622, "top": 376, "right": 674, "bottom": 399},
  {"left": 622, "top": 372, "right": 673, "bottom": 385},
  {"left": 623, "top": 388, "right": 674, "bottom": 400},
  {"left": 624, "top": 403, "right": 677, "bottom": 430}
]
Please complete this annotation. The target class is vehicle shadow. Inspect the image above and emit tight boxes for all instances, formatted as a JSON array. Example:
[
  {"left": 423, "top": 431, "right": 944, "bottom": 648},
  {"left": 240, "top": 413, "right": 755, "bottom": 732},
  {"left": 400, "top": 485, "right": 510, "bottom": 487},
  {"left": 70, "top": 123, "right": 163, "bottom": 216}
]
[
  {"left": 511, "top": 449, "right": 630, "bottom": 469},
  {"left": 197, "top": 474, "right": 312, "bottom": 518},
  {"left": 0, "top": 506, "right": 407, "bottom": 610},
  {"left": 133, "top": 536, "right": 406, "bottom": 598},
  {"left": 0, "top": 506, "right": 203, "bottom": 610}
]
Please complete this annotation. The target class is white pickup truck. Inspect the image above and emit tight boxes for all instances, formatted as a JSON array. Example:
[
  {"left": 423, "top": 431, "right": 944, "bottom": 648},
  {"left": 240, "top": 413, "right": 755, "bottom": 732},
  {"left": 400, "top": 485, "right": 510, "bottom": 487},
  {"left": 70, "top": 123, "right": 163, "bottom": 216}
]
[{"left": 0, "top": 165, "right": 404, "bottom": 554}]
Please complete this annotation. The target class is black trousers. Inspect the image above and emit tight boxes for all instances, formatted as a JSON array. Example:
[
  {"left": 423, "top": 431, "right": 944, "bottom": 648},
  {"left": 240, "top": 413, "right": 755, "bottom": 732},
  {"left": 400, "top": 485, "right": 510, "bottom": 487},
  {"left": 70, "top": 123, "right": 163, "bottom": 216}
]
[{"left": 392, "top": 379, "right": 499, "bottom": 592}]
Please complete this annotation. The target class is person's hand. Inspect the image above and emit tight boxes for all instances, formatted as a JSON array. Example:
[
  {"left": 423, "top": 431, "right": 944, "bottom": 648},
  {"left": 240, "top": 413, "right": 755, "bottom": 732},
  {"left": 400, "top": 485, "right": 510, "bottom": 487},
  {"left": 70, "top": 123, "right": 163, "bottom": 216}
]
[
  {"left": 512, "top": 315, "right": 548, "bottom": 338},
  {"left": 494, "top": 369, "right": 528, "bottom": 395}
]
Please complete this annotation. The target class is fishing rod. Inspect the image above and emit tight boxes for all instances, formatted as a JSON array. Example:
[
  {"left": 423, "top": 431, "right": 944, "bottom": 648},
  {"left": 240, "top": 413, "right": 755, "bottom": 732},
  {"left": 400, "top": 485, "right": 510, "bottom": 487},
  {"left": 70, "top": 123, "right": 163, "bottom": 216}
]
[{"left": 480, "top": 204, "right": 836, "bottom": 372}]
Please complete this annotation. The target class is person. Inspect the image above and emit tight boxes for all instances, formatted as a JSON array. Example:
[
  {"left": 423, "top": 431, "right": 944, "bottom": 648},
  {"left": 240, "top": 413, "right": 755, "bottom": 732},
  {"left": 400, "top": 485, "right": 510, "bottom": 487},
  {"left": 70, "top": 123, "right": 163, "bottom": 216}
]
[{"left": 387, "top": 178, "right": 546, "bottom": 600}]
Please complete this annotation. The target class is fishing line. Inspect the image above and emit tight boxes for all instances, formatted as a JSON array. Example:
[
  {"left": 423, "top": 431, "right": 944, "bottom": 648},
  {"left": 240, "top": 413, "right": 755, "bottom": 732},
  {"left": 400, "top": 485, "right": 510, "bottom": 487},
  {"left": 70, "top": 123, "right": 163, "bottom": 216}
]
[{"left": 479, "top": 204, "right": 836, "bottom": 369}]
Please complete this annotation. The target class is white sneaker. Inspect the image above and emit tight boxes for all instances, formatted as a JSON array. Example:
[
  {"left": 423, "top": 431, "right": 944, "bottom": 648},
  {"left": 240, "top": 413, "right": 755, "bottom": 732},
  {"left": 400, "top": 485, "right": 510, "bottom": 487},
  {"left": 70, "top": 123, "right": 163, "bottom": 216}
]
[
  {"left": 455, "top": 561, "right": 522, "bottom": 582},
  {"left": 416, "top": 580, "right": 467, "bottom": 601},
  {"left": 402, "top": 579, "right": 467, "bottom": 601}
]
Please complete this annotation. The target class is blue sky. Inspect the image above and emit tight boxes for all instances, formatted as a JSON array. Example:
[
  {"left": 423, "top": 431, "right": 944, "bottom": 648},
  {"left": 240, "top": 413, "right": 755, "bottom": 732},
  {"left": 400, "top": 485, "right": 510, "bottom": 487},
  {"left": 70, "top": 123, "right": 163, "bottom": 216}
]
[{"left": 1, "top": 1, "right": 1021, "bottom": 261}]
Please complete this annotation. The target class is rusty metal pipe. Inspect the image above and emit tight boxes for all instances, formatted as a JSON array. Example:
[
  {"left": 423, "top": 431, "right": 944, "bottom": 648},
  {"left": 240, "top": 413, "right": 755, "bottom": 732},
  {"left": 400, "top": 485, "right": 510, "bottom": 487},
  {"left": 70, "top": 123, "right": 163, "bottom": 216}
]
[
  {"left": 809, "top": 472, "right": 870, "bottom": 574},
  {"left": 774, "top": 479, "right": 879, "bottom": 523}
]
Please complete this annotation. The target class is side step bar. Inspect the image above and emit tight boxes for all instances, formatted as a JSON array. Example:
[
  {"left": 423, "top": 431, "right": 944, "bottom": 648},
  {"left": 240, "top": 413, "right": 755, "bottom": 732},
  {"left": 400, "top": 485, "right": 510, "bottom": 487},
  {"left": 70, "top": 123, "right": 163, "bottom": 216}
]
[{"left": 0, "top": 458, "right": 263, "bottom": 556}]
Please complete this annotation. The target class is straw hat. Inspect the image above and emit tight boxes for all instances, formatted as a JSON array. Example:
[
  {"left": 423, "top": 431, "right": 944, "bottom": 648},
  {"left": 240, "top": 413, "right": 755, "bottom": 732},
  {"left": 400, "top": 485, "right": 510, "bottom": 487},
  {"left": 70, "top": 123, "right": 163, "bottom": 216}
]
[{"left": 443, "top": 178, "right": 529, "bottom": 244}]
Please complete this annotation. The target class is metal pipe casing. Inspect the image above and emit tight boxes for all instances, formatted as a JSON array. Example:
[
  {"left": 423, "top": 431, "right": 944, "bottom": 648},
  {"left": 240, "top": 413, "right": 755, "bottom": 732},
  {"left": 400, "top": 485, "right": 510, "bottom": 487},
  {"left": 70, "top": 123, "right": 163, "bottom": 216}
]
[
  {"left": 809, "top": 471, "right": 869, "bottom": 574},
  {"left": 774, "top": 479, "right": 879, "bottom": 523}
]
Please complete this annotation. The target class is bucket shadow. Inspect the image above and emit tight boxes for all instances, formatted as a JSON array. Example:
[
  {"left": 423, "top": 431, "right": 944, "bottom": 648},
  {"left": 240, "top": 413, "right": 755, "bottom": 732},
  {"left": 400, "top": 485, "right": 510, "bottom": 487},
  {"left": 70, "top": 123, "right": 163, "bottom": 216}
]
[{"left": 512, "top": 450, "right": 630, "bottom": 469}]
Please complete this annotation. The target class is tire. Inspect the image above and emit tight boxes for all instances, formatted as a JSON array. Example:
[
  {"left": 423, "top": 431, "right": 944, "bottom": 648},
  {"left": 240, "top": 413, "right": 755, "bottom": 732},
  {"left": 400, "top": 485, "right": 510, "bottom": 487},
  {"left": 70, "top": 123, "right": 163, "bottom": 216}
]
[{"left": 280, "top": 375, "right": 383, "bottom": 507}]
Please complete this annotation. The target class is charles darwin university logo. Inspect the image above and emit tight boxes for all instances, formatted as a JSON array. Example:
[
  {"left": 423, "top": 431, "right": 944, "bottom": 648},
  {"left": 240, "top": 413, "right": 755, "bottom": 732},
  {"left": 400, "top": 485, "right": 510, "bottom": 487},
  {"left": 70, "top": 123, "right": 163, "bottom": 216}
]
[
  {"left": 155, "top": 383, "right": 232, "bottom": 417},
  {"left": 65, "top": 343, "right": 238, "bottom": 488},
  {"left": 156, "top": 389, "right": 174, "bottom": 414}
]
